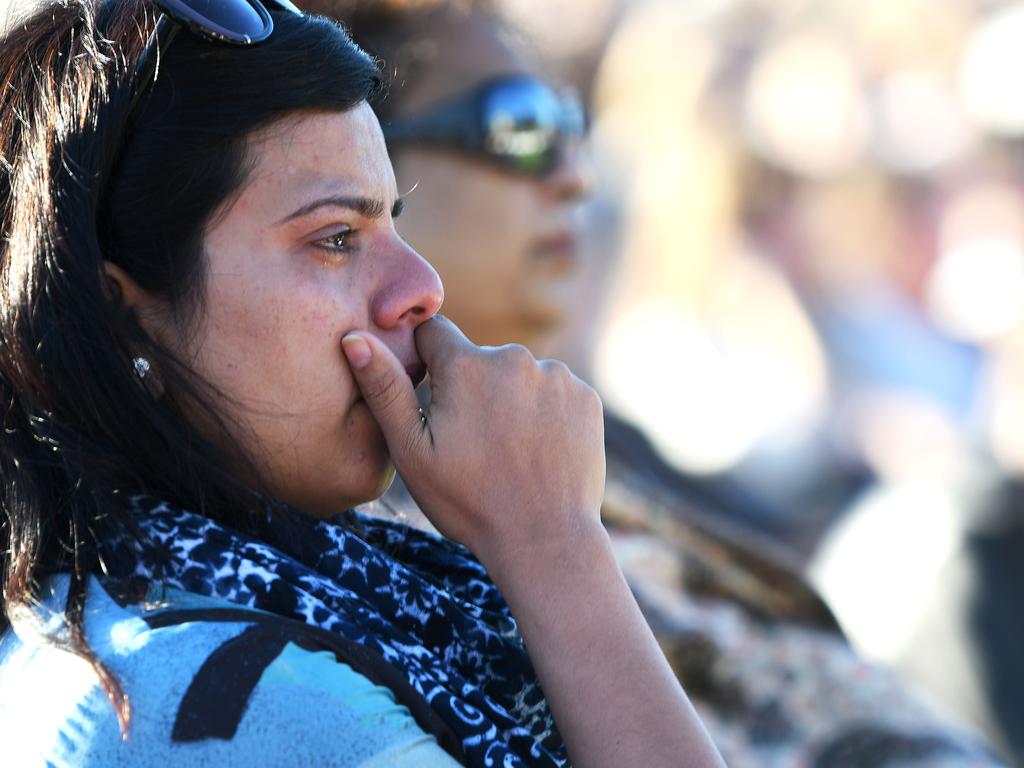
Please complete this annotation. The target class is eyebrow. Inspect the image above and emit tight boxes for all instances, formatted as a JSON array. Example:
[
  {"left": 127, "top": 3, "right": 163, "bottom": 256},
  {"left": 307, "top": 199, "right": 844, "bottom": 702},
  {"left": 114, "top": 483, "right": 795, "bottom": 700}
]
[{"left": 277, "top": 195, "right": 405, "bottom": 225}]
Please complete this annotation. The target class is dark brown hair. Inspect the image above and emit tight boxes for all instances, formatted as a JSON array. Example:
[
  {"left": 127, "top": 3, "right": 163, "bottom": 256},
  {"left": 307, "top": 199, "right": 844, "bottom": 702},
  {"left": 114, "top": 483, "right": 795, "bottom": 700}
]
[{"left": 0, "top": 0, "right": 381, "bottom": 731}]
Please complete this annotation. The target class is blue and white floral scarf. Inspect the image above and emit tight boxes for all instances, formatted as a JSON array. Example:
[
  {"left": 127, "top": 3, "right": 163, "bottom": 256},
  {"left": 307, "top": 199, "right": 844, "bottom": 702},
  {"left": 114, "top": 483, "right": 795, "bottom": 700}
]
[{"left": 98, "top": 496, "right": 567, "bottom": 767}]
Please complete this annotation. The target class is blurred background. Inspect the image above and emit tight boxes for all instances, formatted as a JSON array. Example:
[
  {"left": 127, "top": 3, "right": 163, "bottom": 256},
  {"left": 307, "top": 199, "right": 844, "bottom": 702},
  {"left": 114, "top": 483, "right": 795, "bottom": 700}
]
[{"left": 495, "top": 0, "right": 1024, "bottom": 762}]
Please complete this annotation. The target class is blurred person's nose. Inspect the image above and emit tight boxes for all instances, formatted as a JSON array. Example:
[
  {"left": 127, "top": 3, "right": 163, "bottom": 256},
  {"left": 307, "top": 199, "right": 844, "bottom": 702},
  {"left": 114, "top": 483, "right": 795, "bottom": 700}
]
[{"left": 543, "top": 139, "right": 592, "bottom": 203}]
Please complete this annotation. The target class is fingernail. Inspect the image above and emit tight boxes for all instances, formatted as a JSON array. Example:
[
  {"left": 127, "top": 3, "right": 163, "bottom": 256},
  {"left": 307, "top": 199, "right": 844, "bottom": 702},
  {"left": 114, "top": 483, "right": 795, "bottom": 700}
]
[{"left": 342, "top": 334, "right": 372, "bottom": 369}]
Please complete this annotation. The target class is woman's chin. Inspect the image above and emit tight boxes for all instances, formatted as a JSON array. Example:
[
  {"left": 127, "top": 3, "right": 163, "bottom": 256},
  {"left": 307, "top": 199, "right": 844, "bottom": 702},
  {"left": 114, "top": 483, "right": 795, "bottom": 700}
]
[
  {"left": 336, "top": 405, "right": 397, "bottom": 503},
  {"left": 281, "top": 447, "right": 394, "bottom": 520},
  {"left": 367, "top": 461, "right": 397, "bottom": 502},
  {"left": 328, "top": 456, "right": 395, "bottom": 514}
]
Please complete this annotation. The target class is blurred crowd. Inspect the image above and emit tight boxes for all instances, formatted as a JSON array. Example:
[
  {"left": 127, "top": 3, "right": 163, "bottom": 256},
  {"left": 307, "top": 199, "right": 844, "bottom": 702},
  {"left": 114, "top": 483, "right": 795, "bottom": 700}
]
[{"left": 498, "top": 0, "right": 1024, "bottom": 762}]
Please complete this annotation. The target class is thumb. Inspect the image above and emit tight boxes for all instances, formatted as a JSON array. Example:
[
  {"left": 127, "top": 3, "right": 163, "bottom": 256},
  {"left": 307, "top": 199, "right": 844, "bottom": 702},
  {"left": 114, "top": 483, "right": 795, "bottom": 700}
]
[{"left": 342, "top": 332, "right": 425, "bottom": 456}]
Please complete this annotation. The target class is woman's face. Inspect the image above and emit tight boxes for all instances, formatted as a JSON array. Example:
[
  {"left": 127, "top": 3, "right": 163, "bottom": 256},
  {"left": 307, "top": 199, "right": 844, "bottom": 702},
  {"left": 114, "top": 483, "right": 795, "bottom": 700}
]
[
  {"left": 389, "top": 12, "right": 588, "bottom": 352},
  {"left": 149, "top": 105, "right": 443, "bottom": 517}
]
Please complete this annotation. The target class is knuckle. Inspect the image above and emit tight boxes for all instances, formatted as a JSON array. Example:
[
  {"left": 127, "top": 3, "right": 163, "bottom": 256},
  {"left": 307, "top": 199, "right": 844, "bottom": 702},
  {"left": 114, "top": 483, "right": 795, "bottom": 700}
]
[
  {"left": 495, "top": 343, "right": 535, "bottom": 370},
  {"left": 540, "top": 358, "right": 573, "bottom": 376},
  {"left": 540, "top": 358, "right": 572, "bottom": 381},
  {"left": 505, "top": 342, "right": 532, "bottom": 359}
]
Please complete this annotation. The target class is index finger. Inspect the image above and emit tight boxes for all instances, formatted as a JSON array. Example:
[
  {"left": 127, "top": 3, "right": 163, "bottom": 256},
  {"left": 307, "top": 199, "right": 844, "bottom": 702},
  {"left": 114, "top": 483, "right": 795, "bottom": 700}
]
[{"left": 414, "top": 314, "right": 479, "bottom": 370}]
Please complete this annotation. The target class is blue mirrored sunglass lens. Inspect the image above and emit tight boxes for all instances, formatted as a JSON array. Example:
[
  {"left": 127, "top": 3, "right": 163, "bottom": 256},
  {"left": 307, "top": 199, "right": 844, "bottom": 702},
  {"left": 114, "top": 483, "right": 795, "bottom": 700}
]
[
  {"left": 481, "top": 80, "right": 587, "bottom": 173},
  {"left": 482, "top": 81, "right": 566, "bottom": 170},
  {"left": 483, "top": 83, "right": 562, "bottom": 137},
  {"left": 160, "top": 0, "right": 270, "bottom": 42}
]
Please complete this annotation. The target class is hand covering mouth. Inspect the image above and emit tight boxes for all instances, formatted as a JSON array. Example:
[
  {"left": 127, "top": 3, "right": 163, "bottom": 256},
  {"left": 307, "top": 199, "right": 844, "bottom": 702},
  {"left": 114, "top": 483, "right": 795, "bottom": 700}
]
[{"left": 348, "top": 350, "right": 427, "bottom": 405}]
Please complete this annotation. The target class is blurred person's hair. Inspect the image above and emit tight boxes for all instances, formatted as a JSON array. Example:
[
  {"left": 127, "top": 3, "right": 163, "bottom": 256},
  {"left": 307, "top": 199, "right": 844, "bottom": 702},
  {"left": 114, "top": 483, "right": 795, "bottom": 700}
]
[
  {"left": 0, "top": 0, "right": 380, "bottom": 729},
  {"left": 302, "top": 0, "right": 499, "bottom": 119}
]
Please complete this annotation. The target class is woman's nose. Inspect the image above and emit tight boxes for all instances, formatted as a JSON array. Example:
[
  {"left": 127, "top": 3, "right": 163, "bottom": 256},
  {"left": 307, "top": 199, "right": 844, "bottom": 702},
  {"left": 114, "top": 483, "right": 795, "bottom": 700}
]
[{"left": 371, "top": 241, "right": 444, "bottom": 330}]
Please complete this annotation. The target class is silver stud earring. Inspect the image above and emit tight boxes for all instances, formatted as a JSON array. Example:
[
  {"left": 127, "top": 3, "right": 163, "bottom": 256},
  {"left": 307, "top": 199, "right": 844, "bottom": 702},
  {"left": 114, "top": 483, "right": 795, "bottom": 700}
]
[{"left": 133, "top": 356, "right": 151, "bottom": 379}]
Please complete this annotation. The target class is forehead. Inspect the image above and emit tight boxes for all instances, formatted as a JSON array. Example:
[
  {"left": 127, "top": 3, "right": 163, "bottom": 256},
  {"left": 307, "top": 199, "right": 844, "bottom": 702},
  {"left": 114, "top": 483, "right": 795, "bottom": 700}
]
[{"left": 240, "top": 105, "right": 397, "bottom": 209}]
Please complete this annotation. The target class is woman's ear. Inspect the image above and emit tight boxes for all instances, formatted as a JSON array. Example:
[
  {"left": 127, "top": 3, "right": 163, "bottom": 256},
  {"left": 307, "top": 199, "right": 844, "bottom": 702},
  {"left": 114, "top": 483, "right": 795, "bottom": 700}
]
[
  {"left": 101, "top": 261, "right": 169, "bottom": 331},
  {"left": 101, "top": 261, "right": 150, "bottom": 310},
  {"left": 101, "top": 262, "right": 168, "bottom": 398}
]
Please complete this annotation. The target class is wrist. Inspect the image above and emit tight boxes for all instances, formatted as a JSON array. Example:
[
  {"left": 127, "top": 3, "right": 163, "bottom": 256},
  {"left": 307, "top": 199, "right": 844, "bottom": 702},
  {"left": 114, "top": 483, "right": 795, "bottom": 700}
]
[{"left": 476, "top": 511, "right": 612, "bottom": 601}]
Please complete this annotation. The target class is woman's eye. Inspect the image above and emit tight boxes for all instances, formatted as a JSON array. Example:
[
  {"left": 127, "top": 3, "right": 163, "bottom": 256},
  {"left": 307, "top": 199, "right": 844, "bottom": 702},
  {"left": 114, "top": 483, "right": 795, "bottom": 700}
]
[{"left": 314, "top": 228, "right": 354, "bottom": 261}]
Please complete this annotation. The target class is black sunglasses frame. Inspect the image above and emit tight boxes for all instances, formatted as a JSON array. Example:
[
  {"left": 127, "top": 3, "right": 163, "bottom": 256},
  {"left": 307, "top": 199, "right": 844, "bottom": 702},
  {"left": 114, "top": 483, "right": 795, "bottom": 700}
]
[{"left": 382, "top": 75, "right": 585, "bottom": 177}]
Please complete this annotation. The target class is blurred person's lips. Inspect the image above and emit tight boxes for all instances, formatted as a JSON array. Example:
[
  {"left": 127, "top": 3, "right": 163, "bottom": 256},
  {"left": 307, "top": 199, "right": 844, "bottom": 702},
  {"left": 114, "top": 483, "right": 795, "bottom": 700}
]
[{"left": 532, "top": 231, "right": 579, "bottom": 270}]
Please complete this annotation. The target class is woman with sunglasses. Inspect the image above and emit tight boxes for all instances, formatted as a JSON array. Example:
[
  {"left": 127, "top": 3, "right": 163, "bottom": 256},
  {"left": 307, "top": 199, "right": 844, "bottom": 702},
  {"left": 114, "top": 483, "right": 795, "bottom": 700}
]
[
  {"left": 303, "top": 1, "right": 1008, "bottom": 766},
  {"left": 0, "top": 0, "right": 727, "bottom": 766}
]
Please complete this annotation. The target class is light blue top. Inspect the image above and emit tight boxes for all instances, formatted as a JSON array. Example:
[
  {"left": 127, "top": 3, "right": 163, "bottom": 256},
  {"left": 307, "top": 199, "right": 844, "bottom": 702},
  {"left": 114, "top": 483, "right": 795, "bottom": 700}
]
[{"left": 0, "top": 575, "right": 460, "bottom": 767}]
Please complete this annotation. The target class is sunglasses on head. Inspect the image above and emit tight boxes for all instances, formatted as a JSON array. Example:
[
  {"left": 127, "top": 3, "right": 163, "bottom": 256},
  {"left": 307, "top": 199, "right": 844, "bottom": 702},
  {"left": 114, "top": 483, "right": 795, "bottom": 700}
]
[
  {"left": 382, "top": 75, "right": 586, "bottom": 178},
  {"left": 154, "top": 0, "right": 301, "bottom": 43}
]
